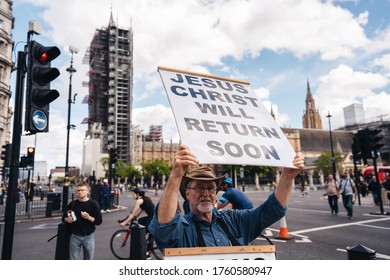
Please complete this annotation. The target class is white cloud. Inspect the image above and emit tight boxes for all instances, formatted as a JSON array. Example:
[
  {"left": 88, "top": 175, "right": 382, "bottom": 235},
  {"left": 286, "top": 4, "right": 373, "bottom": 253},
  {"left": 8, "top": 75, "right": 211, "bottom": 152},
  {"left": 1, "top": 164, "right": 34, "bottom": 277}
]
[
  {"left": 316, "top": 64, "right": 389, "bottom": 128},
  {"left": 12, "top": 0, "right": 390, "bottom": 171},
  {"left": 373, "top": 53, "right": 390, "bottom": 72},
  {"left": 132, "top": 104, "right": 179, "bottom": 142}
]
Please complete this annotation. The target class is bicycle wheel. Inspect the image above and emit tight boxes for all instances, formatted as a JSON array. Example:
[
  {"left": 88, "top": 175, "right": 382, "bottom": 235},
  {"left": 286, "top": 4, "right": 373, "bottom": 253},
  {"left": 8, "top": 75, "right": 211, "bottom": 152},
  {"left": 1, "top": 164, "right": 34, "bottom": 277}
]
[{"left": 110, "top": 229, "right": 131, "bottom": 260}]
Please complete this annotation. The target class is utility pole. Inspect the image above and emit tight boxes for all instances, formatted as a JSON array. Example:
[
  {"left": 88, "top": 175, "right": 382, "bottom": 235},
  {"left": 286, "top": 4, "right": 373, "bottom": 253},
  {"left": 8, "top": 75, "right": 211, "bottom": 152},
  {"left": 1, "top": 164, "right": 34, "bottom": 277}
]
[
  {"left": 62, "top": 46, "right": 78, "bottom": 212},
  {"left": 1, "top": 50, "right": 26, "bottom": 260},
  {"left": 326, "top": 112, "right": 337, "bottom": 179}
]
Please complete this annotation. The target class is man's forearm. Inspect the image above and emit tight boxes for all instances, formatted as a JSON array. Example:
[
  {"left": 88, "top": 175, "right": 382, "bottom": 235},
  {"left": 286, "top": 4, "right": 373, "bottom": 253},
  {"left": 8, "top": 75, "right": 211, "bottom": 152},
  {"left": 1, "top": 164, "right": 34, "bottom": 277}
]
[
  {"left": 157, "top": 174, "right": 181, "bottom": 224},
  {"left": 274, "top": 170, "right": 295, "bottom": 208}
]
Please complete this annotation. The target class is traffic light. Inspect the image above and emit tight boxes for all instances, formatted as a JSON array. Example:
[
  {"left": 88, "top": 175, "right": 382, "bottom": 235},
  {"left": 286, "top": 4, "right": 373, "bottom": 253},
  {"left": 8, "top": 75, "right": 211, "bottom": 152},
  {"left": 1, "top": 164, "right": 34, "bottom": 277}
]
[
  {"left": 357, "top": 129, "right": 369, "bottom": 164},
  {"left": 367, "top": 128, "right": 384, "bottom": 152},
  {"left": 351, "top": 135, "right": 361, "bottom": 163},
  {"left": 25, "top": 40, "right": 61, "bottom": 133},
  {"left": 26, "top": 147, "right": 35, "bottom": 167},
  {"left": 1, "top": 143, "right": 12, "bottom": 168},
  {"left": 109, "top": 147, "right": 117, "bottom": 165},
  {"left": 363, "top": 128, "right": 384, "bottom": 160}
]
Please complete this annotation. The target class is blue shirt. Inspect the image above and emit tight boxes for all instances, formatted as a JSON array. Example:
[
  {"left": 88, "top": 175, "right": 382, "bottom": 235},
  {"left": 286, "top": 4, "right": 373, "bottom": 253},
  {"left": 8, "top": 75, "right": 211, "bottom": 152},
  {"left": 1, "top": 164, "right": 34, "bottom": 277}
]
[
  {"left": 148, "top": 192, "right": 286, "bottom": 251},
  {"left": 340, "top": 179, "right": 355, "bottom": 195},
  {"left": 219, "top": 187, "right": 253, "bottom": 209}
]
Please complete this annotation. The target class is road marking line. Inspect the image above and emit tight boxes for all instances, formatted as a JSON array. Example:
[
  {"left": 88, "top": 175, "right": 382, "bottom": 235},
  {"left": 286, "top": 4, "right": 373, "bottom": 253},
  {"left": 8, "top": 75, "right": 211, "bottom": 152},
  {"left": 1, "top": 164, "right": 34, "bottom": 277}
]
[
  {"left": 356, "top": 223, "right": 390, "bottom": 230},
  {"left": 29, "top": 222, "right": 59, "bottom": 229},
  {"left": 290, "top": 217, "right": 390, "bottom": 235}
]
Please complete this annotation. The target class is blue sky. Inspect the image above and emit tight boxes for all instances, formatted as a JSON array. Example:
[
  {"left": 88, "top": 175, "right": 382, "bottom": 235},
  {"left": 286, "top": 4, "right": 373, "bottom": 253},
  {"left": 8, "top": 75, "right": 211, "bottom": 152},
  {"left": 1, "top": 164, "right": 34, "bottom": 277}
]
[{"left": 10, "top": 0, "right": 390, "bottom": 172}]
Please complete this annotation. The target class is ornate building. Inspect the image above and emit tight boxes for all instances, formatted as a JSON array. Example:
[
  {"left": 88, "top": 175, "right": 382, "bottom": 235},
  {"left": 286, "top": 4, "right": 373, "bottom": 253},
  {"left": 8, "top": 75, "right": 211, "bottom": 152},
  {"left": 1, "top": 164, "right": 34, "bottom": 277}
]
[
  {"left": 83, "top": 11, "right": 133, "bottom": 163},
  {"left": 0, "top": 0, "right": 14, "bottom": 180},
  {"left": 302, "top": 80, "right": 322, "bottom": 129}
]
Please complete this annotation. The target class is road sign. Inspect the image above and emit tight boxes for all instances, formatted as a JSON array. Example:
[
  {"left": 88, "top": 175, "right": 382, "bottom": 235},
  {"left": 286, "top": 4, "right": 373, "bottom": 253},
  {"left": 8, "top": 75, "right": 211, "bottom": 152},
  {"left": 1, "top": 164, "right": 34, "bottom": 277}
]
[{"left": 31, "top": 110, "right": 47, "bottom": 131}]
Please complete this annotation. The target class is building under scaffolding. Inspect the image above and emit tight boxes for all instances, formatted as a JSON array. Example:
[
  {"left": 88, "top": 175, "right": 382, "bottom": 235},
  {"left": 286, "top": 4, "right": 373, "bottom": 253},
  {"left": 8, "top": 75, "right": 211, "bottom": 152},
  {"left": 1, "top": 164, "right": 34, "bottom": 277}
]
[{"left": 82, "top": 13, "right": 133, "bottom": 163}]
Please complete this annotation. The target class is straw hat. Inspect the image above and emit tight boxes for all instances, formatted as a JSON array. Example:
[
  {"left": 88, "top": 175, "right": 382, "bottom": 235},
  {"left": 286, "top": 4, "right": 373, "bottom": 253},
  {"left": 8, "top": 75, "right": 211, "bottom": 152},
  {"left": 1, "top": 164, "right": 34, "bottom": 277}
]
[{"left": 179, "top": 166, "right": 225, "bottom": 200}]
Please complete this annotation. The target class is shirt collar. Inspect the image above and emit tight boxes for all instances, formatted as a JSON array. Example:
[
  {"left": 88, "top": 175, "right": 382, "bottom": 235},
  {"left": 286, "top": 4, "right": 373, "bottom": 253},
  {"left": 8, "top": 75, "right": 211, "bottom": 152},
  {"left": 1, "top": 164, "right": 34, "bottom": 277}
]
[{"left": 188, "top": 209, "right": 219, "bottom": 224}]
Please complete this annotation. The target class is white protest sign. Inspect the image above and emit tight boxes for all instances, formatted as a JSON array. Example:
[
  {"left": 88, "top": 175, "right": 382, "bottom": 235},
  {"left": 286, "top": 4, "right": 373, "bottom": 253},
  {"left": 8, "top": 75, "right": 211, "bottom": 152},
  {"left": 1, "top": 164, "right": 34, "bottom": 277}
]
[{"left": 158, "top": 66, "right": 297, "bottom": 168}]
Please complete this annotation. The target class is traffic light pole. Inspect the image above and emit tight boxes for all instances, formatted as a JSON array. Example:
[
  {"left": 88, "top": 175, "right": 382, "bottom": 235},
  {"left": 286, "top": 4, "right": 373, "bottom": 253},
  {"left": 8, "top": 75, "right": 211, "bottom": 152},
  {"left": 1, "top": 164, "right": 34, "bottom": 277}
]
[
  {"left": 1, "top": 51, "right": 25, "bottom": 260},
  {"left": 62, "top": 49, "right": 77, "bottom": 212},
  {"left": 326, "top": 112, "right": 337, "bottom": 179}
]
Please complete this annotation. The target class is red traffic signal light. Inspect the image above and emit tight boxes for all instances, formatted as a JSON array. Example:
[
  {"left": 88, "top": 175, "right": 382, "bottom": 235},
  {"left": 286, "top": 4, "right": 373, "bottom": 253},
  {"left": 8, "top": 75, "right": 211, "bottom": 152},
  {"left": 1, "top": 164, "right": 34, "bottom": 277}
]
[{"left": 25, "top": 40, "right": 61, "bottom": 133}]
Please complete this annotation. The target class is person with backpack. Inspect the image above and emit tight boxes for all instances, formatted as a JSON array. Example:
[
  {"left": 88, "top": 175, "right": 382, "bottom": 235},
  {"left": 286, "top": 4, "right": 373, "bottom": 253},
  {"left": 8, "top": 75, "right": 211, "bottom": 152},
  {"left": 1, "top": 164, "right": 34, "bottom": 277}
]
[{"left": 339, "top": 173, "right": 357, "bottom": 220}]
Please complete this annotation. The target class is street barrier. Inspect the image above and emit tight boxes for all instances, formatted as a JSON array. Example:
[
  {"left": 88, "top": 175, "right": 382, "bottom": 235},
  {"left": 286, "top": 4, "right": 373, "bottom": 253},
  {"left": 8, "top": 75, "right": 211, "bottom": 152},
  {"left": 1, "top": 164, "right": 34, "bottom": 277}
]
[
  {"left": 54, "top": 223, "right": 70, "bottom": 260},
  {"left": 130, "top": 223, "right": 146, "bottom": 260},
  {"left": 346, "top": 244, "right": 376, "bottom": 260},
  {"left": 45, "top": 201, "right": 52, "bottom": 217}
]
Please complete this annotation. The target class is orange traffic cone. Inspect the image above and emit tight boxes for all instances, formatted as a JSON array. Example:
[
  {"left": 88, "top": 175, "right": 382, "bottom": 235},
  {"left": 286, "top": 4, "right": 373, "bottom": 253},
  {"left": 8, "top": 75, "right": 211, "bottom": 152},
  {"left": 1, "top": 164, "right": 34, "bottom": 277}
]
[{"left": 275, "top": 216, "right": 294, "bottom": 240}]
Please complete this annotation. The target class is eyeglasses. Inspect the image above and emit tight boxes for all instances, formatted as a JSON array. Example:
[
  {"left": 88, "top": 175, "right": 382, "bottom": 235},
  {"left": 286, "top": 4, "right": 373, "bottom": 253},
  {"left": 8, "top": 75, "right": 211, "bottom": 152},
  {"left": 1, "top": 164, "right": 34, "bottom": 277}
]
[{"left": 187, "top": 186, "right": 217, "bottom": 194}]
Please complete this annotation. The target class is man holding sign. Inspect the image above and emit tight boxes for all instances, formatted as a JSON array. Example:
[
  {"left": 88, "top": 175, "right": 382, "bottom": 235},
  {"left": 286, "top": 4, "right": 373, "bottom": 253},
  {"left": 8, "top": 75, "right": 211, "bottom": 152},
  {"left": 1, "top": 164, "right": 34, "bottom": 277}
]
[
  {"left": 148, "top": 144, "right": 304, "bottom": 250},
  {"left": 149, "top": 67, "right": 304, "bottom": 251}
]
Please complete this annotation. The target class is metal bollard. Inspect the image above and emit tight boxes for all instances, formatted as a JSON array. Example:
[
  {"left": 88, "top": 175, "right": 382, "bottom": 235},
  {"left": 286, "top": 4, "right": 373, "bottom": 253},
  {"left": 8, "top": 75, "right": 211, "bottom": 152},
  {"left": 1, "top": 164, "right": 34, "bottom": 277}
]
[
  {"left": 46, "top": 201, "right": 53, "bottom": 217},
  {"left": 346, "top": 244, "right": 376, "bottom": 260},
  {"left": 130, "top": 223, "right": 146, "bottom": 260},
  {"left": 55, "top": 223, "right": 70, "bottom": 260}
]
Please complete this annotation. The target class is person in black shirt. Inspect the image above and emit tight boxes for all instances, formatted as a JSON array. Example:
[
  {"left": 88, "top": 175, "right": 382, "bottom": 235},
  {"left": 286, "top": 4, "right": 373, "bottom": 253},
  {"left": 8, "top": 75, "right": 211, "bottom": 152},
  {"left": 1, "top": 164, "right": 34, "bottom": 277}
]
[
  {"left": 62, "top": 182, "right": 102, "bottom": 260},
  {"left": 119, "top": 187, "right": 155, "bottom": 229},
  {"left": 368, "top": 176, "right": 382, "bottom": 206}
]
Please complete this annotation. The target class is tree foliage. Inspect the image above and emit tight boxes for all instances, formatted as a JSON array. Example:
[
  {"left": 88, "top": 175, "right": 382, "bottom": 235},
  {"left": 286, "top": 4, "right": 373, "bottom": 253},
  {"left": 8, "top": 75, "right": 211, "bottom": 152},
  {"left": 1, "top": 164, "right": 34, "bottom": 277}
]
[
  {"left": 315, "top": 151, "right": 344, "bottom": 176},
  {"left": 115, "top": 160, "right": 142, "bottom": 184},
  {"left": 142, "top": 159, "right": 171, "bottom": 182}
]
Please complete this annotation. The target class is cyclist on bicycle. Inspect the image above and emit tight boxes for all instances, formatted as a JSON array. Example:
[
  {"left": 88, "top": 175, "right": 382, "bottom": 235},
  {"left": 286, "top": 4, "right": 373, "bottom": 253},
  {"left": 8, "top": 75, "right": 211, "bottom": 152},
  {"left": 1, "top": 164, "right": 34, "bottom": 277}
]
[
  {"left": 216, "top": 177, "right": 253, "bottom": 210},
  {"left": 119, "top": 187, "right": 155, "bottom": 229}
]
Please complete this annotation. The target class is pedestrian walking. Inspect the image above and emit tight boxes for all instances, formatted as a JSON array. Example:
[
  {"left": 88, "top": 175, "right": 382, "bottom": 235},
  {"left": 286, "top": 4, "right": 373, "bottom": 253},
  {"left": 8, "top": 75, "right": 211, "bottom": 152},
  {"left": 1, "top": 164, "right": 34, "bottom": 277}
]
[
  {"left": 368, "top": 176, "right": 382, "bottom": 206},
  {"left": 339, "top": 173, "right": 357, "bottom": 219},
  {"left": 62, "top": 182, "right": 102, "bottom": 260},
  {"left": 324, "top": 174, "right": 340, "bottom": 215},
  {"left": 100, "top": 179, "right": 110, "bottom": 213}
]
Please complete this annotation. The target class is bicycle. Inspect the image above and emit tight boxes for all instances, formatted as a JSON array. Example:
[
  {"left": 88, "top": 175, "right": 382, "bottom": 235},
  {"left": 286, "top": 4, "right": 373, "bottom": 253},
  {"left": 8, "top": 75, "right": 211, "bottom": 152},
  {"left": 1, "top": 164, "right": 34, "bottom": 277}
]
[{"left": 110, "top": 217, "right": 161, "bottom": 260}]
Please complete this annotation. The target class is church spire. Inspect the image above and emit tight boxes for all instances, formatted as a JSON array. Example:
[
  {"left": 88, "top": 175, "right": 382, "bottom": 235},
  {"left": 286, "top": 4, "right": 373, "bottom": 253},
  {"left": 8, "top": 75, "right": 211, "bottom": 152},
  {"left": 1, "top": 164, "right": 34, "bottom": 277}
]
[
  {"left": 307, "top": 78, "right": 311, "bottom": 97},
  {"left": 302, "top": 79, "right": 323, "bottom": 129}
]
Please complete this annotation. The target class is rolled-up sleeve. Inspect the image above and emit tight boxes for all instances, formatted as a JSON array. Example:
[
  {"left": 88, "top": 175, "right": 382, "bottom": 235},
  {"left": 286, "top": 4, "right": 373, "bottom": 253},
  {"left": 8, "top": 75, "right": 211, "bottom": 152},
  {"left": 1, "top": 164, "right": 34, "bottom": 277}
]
[
  {"left": 148, "top": 204, "right": 189, "bottom": 250},
  {"left": 220, "top": 192, "right": 287, "bottom": 244}
]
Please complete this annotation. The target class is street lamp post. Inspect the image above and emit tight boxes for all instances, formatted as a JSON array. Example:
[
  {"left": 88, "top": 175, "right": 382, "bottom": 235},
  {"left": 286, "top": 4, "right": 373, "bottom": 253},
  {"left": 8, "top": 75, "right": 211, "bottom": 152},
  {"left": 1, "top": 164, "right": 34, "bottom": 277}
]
[
  {"left": 62, "top": 46, "right": 78, "bottom": 212},
  {"left": 326, "top": 111, "right": 337, "bottom": 179}
]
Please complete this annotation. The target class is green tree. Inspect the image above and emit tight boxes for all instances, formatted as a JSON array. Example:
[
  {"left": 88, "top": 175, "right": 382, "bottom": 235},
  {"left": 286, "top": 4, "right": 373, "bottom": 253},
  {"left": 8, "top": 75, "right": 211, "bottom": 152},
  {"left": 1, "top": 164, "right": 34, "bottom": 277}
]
[
  {"left": 115, "top": 160, "right": 142, "bottom": 185},
  {"left": 99, "top": 156, "right": 109, "bottom": 178},
  {"left": 315, "top": 151, "right": 343, "bottom": 176},
  {"left": 142, "top": 159, "right": 171, "bottom": 184}
]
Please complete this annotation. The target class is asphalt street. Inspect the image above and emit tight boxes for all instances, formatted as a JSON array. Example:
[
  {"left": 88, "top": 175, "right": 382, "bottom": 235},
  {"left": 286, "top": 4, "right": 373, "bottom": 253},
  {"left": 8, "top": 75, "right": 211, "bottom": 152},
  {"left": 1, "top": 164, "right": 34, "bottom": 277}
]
[{"left": 1, "top": 186, "right": 390, "bottom": 260}]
